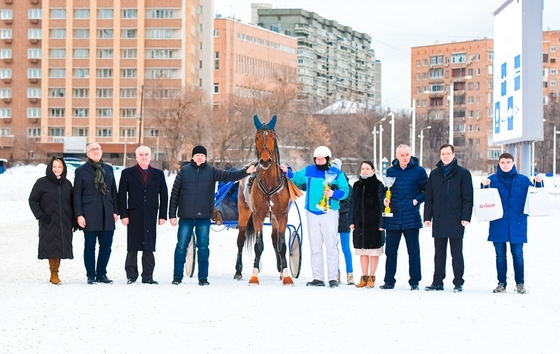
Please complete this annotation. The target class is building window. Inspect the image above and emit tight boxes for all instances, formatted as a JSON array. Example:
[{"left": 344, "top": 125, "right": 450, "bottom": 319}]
[
  {"left": 0, "top": 128, "right": 11, "bottom": 136},
  {"left": 73, "top": 29, "right": 90, "bottom": 39},
  {"left": 97, "top": 109, "right": 112, "bottom": 118},
  {"left": 28, "top": 29, "right": 42, "bottom": 39},
  {"left": 50, "top": 9, "right": 66, "bottom": 19},
  {"left": 120, "top": 108, "right": 136, "bottom": 118},
  {"left": 97, "top": 49, "right": 113, "bottom": 59},
  {"left": 147, "top": 69, "right": 174, "bottom": 79},
  {"left": 98, "top": 29, "right": 113, "bottom": 39},
  {"left": 122, "top": 9, "right": 137, "bottom": 19},
  {"left": 213, "top": 83, "right": 219, "bottom": 94},
  {"left": 97, "top": 128, "right": 112, "bottom": 137},
  {"left": 149, "top": 29, "right": 174, "bottom": 39},
  {"left": 451, "top": 52, "right": 466, "bottom": 63},
  {"left": 50, "top": 29, "right": 66, "bottom": 38},
  {"left": 1, "top": 10, "right": 13, "bottom": 20},
  {"left": 429, "top": 55, "right": 444, "bottom": 65},
  {"left": 120, "top": 88, "right": 136, "bottom": 98},
  {"left": 488, "top": 150, "right": 501, "bottom": 160},
  {"left": 73, "top": 128, "right": 88, "bottom": 136},
  {"left": 0, "top": 88, "right": 11, "bottom": 98},
  {"left": 151, "top": 10, "right": 174, "bottom": 19},
  {"left": 0, "top": 68, "right": 12, "bottom": 79},
  {"left": 29, "top": 9, "right": 42, "bottom": 19},
  {"left": 121, "top": 49, "right": 137, "bottom": 58},
  {"left": 430, "top": 83, "right": 444, "bottom": 92},
  {"left": 97, "top": 69, "right": 113, "bottom": 78},
  {"left": 28, "top": 68, "right": 42, "bottom": 78},
  {"left": 97, "top": 89, "right": 113, "bottom": 98},
  {"left": 74, "top": 9, "right": 90, "bottom": 19},
  {"left": 28, "top": 128, "right": 41, "bottom": 137},
  {"left": 27, "top": 48, "right": 41, "bottom": 59},
  {"left": 49, "top": 68, "right": 66, "bottom": 78},
  {"left": 50, "top": 48, "right": 65, "bottom": 58},
  {"left": 150, "top": 49, "right": 174, "bottom": 59},
  {"left": 0, "top": 108, "right": 11, "bottom": 118},
  {"left": 148, "top": 129, "right": 159, "bottom": 137},
  {"left": 215, "top": 52, "right": 220, "bottom": 70},
  {"left": 551, "top": 46, "right": 556, "bottom": 53},
  {"left": 551, "top": 69, "right": 558, "bottom": 75},
  {"left": 423, "top": 59, "right": 427, "bottom": 66},
  {"left": 98, "top": 9, "right": 113, "bottom": 19},
  {"left": 49, "top": 88, "right": 65, "bottom": 97},
  {"left": 49, "top": 128, "right": 65, "bottom": 136},
  {"left": 73, "top": 68, "right": 89, "bottom": 78},
  {"left": 0, "top": 29, "right": 13, "bottom": 39},
  {"left": 552, "top": 81, "right": 557, "bottom": 86},
  {"left": 49, "top": 108, "right": 65, "bottom": 117},
  {"left": 121, "top": 69, "right": 137, "bottom": 78},
  {"left": 121, "top": 128, "right": 136, "bottom": 137},
  {"left": 0, "top": 49, "right": 12, "bottom": 59},
  {"left": 73, "top": 48, "right": 89, "bottom": 58},
  {"left": 121, "top": 29, "right": 137, "bottom": 39},
  {"left": 73, "top": 88, "right": 88, "bottom": 98},
  {"left": 27, "top": 88, "right": 41, "bottom": 98},
  {"left": 73, "top": 108, "right": 88, "bottom": 118},
  {"left": 214, "top": 30, "right": 219, "bottom": 37}
]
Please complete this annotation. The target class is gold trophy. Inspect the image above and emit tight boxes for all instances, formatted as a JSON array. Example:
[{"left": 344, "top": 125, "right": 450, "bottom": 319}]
[
  {"left": 382, "top": 176, "right": 396, "bottom": 217},
  {"left": 316, "top": 170, "right": 337, "bottom": 211}
]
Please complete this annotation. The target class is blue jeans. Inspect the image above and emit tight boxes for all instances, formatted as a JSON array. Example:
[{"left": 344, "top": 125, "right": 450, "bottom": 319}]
[
  {"left": 339, "top": 232, "right": 353, "bottom": 273},
  {"left": 83, "top": 230, "right": 114, "bottom": 278},
  {"left": 173, "top": 218, "right": 210, "bottom": 281},
  {"left": 493, "top": 242, "right": 524, "bottom": 286},
  {"left": 384, "top": 228, "right": 421, "bottom": 286}
]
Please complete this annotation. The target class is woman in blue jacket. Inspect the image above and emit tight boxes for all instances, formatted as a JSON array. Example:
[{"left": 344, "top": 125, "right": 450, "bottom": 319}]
[{"left": 481, "top": 152, "right": 543, "bottom": 294}]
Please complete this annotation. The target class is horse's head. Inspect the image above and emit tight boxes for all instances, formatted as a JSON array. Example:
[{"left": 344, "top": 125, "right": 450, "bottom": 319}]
[{"left": 254, "top": 115, "right": 278, "bottom": 169}]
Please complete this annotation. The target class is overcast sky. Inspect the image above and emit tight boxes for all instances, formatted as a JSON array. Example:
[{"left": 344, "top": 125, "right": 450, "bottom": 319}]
[{"left": 213, "top": 0, "right": 560, "bottom": 110}]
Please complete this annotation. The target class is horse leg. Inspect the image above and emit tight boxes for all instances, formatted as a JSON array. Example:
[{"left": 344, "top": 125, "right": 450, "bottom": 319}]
[
  {"left": 271, "top": 229, "right": 283, "bottom": 278},
  {"left": 234, "top": 231, "right": 245, "bottom": 280},
  {"left": 276, "top": 213, "right": 293, "bottom": 286},
  {"left": 249, "top": 231, "right": 264, "bottom": 285}
]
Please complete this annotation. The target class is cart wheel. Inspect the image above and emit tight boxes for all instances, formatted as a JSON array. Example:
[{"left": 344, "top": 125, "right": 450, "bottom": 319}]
[
  {"left": 289, "top": 231, "right": 302, "bottom": 279},
  {"left": 185, "top": 236, "right": 196, "bottom": 278}
]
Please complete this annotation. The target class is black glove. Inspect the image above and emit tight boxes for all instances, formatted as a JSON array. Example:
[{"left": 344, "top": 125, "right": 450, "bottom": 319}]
[{"left": 40, "top": 214, "right": 51, "bottom": 224}]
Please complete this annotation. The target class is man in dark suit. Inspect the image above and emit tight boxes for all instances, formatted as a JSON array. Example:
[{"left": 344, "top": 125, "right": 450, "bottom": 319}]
[
  {"left": 118, "top": 146, "right": 168, "bottom": 285},
  {"left": 74, "top": 142, "right": 119, "bottom": 284}
]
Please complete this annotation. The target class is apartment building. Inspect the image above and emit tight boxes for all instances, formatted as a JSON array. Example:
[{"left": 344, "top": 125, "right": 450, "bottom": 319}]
[
  {"left": 256, "top": 8, "right": 381, "bottom": 110},
  {"left": 411, "top": 39, "right": 498, "bottom": 172},
  {"left": 0, "top": 0, "right": 213, "bottom": 162},
  {"left": 543, "top": 30, "right": 560, "bottom": 102},
  {"left": 213, "top": 17, "right": 297, "bottom": 107}
]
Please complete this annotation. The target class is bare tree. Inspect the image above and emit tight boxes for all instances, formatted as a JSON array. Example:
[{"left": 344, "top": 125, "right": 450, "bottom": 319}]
[{"left": 144, "top": 82, "right": 211, "bottom": 174}]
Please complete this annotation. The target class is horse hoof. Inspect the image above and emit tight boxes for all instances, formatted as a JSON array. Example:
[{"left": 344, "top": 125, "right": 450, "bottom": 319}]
[
  {"left": 282, "top": 277, "right": 294, "bottom": 286},
  {"left": 248, "top": 276, "right": 260, "bottom": 285},
  {"left": 233, "top": 274, "right": 243, "bottom": 280}
]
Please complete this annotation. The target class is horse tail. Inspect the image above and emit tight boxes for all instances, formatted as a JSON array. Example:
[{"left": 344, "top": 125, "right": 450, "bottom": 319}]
[{"left": 245, "top": 213, "right": 255, "bottom": 254}]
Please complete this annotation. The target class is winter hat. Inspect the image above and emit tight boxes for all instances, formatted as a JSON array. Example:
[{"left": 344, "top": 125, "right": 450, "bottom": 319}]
[
  {"left": 333, "top": 158, "right": 342, "bottom": 170},
  {"left": 192, "top": 145, "right": 207, "bottom": 157}
]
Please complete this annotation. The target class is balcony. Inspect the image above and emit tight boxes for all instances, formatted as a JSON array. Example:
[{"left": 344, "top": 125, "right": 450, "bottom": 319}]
[
  {"left": 3, "top": 97, "right": 11, "bottom": 103},
  {"left": 30, "top": 38, "right": 39, "bottom": 44},
  {"left": 0, "top": 135, "right": 15, "bottom": 148},
  {"left": 3, "top": 58, "right": 12, "bottom": 64},
  {"left": 30, "top": 18, "right": 39, "bottom": 24},
  {"left": 3, "top": 38, "right": 12, "bottom": 44},
  {"left": 5, "top": 0, "right": 13, "bottom": 4}
]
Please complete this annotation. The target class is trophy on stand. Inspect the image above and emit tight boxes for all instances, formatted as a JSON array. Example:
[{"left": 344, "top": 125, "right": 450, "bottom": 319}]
[
  {"left": 316, "top": 170, "right": 338, "bottom": 211},
  {"left": 382, "top": 176, "right": 396, "bottom": 217}
]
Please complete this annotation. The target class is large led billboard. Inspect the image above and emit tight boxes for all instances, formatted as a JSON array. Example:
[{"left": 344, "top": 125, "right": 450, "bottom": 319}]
[{"left": 493, "top": 0, "right": 543, "bottom": 144}]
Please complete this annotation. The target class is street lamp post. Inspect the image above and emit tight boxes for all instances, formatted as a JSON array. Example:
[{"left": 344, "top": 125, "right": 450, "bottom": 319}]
[
  {"left": 411, "top": 100, "right": 416, "bottom": 156},
  {"left": 419, "top": 126, "right": 432, "bottom": 167},
  {"left": 372, "top": 117, "right": 386, "bottom": 173},
  {"left": 379, "top": 124, "right": 384, "bottom": 174},
  {"left": 386, "top": 112, "right": 395, "bottom": 162}
]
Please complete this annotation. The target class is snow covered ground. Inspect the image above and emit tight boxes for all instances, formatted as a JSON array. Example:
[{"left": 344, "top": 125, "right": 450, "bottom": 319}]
[{"left": 1, "top": 165, "right": 559, "bottom": 353}]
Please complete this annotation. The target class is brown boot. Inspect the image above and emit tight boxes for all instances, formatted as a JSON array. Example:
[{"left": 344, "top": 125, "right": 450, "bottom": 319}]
[
  {"left": 355, "top": 276, "right": 368, "bottom": 288},
  {"left": 366, "top": 275, "right": 376, "bottom": 288},
  {"left": 49, "top": 258, "right": 61, "bottom": 285}
]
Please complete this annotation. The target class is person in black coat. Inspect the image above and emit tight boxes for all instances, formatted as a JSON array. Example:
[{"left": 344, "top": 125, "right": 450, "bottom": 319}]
[
  {"left": 118, "top": 146, "right": 168, "bottom": 285},
  {"left": 424, "top": 144, "right": 473, "bottom": 292},
  {"left": 73, "top": 142, "right": 119, "bottom": 284},
  {"left": 169, "top": 145, "right": 255, "bottom": 286},
  {"left": 29, "top": 157, "right": 74, "bottom": 285},
  {"left": 348, "top": 161, "right": 385, "bottom": 288}
]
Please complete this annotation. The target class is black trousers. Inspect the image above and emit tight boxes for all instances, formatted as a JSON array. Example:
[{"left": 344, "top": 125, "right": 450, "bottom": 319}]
[
  {"left": 432, "top": 238, "right": 464, "bottom": 286},
  {"left": 125, "top": 251, "right": 155, "bottom": 282}
]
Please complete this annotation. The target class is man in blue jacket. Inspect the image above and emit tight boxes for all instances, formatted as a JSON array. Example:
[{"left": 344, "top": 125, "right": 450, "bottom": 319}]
[
  {"left": 168, "top": 146, "right": 255, "bottom": 286},
  {"left": 482, "top": 152, "right": 543, "bottom": 294},
  {"left": 380, "top": 144, "right": 428, "bottom": 291}
]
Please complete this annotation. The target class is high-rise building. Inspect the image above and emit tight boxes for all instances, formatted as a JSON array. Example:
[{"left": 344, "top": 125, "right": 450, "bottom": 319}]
[
  {"left": 256, "top": 8, "right": 380, "bottom": 110},
  {"left": 411, "top": 39, "right": 499, "bottom": 172},
  {"left": 213, "top": 17, "right": 297, "bottom": 107},
  {"left": 0, "top": 0, "right": 213, "bottom": 162},
  {"left": 543, "top": 30, "right": 560, "bottom": 102}
]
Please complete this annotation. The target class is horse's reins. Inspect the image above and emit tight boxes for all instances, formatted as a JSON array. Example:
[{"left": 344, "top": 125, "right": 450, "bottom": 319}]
[{"left": 255, "top": 129, "right": 285, "bottom": 200}]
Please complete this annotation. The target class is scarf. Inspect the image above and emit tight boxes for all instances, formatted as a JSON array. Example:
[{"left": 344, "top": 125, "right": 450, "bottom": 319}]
[
  {"left": 441, "top": 158, "right": 457, "bottom": 177},
  {"left": 88, "top": 158, "right": 107, "bottom": 195}
]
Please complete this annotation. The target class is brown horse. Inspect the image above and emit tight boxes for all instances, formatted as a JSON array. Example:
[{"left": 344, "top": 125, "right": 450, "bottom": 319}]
[{"left": 234, "top": 114, "right": 294, "bottom": 286}]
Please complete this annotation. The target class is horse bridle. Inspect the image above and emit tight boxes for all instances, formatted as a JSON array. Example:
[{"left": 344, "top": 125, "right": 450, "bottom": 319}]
[{"left": 255, "top": 128, "right": 285, "bottom": 198}]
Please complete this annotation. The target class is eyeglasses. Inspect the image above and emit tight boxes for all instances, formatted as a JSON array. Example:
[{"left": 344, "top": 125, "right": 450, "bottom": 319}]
[{"left": 88, "top": 147, "right": 102, "bottom": 153}]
